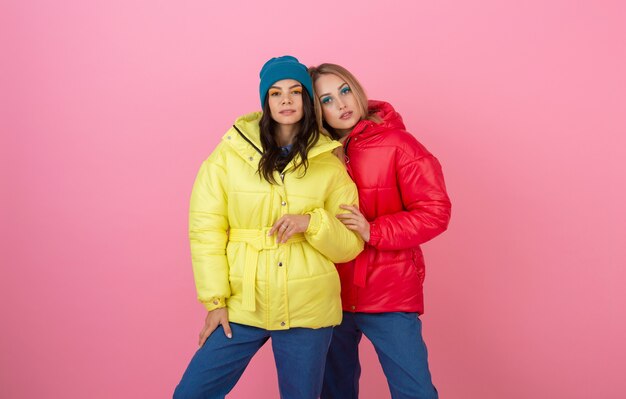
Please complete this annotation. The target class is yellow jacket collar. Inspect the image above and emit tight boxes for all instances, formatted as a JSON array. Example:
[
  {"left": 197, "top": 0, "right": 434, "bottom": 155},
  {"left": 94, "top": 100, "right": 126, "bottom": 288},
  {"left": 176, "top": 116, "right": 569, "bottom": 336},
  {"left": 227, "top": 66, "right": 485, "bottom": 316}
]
[{"left": 223, "top": 112, "right": 341, "bottom": 166}]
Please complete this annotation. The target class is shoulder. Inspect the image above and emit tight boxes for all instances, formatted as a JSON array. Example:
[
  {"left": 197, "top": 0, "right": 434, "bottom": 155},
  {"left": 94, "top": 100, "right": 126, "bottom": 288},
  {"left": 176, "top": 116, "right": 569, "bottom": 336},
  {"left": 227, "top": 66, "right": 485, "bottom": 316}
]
[
  {"left": 306, "top": 146, "right": 353, "bottom": 190},
  {"left": 203, "top": 129, "right": 241, "bottom": 169},
  {"left": 312, "top": 149, "right": 348, "bottom": 173}
]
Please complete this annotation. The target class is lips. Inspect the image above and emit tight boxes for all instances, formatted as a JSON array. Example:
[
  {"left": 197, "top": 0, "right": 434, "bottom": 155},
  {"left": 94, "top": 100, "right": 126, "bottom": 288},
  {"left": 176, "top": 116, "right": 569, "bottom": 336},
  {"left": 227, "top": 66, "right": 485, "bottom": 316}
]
[
  {"left": 340, "top": 111, "right": 353, "bottom": 120},
  {"left": 280, "top": 110, "right": 296, "bottom": 115}
]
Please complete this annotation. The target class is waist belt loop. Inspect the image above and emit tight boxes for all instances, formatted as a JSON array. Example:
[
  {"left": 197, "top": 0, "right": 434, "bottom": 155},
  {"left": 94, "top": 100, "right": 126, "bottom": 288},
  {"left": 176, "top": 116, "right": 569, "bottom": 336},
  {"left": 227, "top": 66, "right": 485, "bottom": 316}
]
[{"left": 229, "top": 228, "right": 306, "bottom": 312}]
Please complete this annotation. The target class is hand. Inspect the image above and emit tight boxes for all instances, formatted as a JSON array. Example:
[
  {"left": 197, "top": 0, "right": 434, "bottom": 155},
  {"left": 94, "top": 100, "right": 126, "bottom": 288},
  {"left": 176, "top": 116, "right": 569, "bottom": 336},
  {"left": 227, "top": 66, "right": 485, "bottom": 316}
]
[
  {"left": 198, "top": 308, "right": 232, "bottom": 347},
  {"left": 268, "top": 214, "right": 311, "bottom": 243},
  {"left": 337, "top": 204, "right": 370, "bottom": 242}
]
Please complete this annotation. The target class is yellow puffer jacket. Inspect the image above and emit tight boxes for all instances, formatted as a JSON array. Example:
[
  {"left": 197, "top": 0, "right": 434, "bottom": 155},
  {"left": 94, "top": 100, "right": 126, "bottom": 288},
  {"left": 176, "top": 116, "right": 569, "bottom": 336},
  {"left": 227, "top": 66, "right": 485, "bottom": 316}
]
[{"left": 189, "top": 112, "right": 364, "bottom": 330}]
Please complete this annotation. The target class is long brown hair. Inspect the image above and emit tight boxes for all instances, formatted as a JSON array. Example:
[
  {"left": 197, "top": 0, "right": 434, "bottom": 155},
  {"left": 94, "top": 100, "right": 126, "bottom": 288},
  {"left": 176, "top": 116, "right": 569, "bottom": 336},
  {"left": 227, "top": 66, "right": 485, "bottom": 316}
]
[
  {"left": 257, "top": 86, "right": 319, "bottom": 184},
  {"left": 308, "top": 63, "right": 380, "bottom": 140}
]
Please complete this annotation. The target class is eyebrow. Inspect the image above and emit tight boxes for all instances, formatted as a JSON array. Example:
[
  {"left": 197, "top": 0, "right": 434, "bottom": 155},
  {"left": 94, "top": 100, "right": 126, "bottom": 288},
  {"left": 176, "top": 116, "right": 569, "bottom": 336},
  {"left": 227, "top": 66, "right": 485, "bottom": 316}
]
[
  {"left": 317, "top": 82, "right": 349, "bottom": 99},
  {"left": 270, "top": 83, "right": 303, "bottom": 90}
]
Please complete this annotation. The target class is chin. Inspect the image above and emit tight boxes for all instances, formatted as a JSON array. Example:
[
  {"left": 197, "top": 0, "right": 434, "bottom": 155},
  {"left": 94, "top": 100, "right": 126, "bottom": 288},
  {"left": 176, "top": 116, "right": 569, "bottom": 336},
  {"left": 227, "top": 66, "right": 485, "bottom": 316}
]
[
  {"left": 334, "top": 120, "right": 355, "bottom": 131},
  {"left": 285, "top": 115, "right": 304, "bottom": 124}
]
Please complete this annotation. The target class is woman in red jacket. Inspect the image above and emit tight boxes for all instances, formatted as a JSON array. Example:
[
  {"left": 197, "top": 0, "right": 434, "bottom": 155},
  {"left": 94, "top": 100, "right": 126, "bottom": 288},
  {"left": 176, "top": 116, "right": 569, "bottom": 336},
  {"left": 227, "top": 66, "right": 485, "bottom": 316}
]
[{"left": 309, "top": 63, "right": 451, "bottom": 399}]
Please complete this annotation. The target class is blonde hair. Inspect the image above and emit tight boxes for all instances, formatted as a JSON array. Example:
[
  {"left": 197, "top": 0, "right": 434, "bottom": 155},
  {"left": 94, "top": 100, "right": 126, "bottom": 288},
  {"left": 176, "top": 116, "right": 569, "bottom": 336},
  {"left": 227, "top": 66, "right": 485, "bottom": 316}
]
[{"left": 308, "top": 63, "right": 380, "bottom": 139}]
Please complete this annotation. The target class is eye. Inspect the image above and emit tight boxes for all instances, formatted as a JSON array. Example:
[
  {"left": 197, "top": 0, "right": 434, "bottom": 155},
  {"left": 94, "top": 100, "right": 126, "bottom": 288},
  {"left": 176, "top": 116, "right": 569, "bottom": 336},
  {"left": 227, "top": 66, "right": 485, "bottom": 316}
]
[
  {"left": 321, "top": 96, "right": 332, "bottom": 105},
  {"left": 269, "top": 89, "right": 281, "bottom": 97},
  {"left": 340, "top": 86, "right": 351, "bottom": 95},
  {"left": 291, "top": 89, "right": 302, "bottom": 95}
]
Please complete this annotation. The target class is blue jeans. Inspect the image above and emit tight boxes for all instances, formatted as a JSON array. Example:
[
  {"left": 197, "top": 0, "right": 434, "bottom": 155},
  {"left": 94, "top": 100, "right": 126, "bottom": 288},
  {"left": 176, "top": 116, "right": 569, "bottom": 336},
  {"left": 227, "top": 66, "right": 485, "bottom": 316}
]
[
  {"left": 321, "top": 312, "right": 438, "bottom": 399},
  {"left": 174, "top": 322, "right": 333, "bottom": 399}
]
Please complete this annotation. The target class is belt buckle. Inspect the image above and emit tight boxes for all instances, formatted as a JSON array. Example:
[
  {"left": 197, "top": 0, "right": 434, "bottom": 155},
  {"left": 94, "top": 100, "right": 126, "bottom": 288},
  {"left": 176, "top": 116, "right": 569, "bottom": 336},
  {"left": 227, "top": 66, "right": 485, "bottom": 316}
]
[{"left": 262, "top": 227, "right": 279, "bottom": 250}]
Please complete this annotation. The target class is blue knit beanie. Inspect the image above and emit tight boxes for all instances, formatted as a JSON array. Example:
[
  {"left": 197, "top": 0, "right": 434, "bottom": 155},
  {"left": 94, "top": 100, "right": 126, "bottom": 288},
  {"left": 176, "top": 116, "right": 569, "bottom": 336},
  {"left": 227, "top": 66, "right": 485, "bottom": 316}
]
[{"left": 259, "top": 55, "right": 314, "bottom": 107}]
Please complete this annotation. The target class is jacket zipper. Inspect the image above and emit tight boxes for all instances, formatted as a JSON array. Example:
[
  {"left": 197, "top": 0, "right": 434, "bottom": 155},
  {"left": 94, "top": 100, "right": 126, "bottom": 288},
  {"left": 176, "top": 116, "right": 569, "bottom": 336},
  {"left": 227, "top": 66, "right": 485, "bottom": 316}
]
[
  {"left": 343, "top": 137, "right": 354, "bottom": 177},
  {"left": 344, "top": 137, "right": 352, "bottom": 163},
  {"left": 232, "top": 125, "right": 263, "bottom": 155}
]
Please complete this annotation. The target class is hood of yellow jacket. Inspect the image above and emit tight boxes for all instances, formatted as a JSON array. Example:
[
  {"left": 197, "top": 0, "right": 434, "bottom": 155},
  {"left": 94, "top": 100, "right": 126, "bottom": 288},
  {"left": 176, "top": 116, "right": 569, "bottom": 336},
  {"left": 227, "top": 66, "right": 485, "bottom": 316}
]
[{"left": 222, "top": 112, "right": 341, "bottom": 170}]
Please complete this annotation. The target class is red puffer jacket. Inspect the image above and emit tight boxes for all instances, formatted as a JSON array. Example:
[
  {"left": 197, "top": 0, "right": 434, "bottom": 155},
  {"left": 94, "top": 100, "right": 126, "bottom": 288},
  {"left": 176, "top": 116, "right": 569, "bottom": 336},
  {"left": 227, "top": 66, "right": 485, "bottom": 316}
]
[{"left": 337, "top": 100, "right": 451, "bottom": 314}]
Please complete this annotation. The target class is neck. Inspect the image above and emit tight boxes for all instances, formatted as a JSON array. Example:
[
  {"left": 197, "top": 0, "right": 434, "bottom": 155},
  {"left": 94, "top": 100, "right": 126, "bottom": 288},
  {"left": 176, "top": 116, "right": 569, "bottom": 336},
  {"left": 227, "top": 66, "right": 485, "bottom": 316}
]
[
  {"left": 336, "top": 128, "right": 352, "bottom": 142},
  {"left": 275, "top": 123, "right": 299, "bottom": 146}
]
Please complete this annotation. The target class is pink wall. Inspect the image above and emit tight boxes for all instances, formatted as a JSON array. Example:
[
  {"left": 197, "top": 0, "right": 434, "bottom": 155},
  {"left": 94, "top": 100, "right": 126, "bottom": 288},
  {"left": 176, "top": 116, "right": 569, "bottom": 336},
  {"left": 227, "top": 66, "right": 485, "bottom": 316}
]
[{"left": 2, "top": 1, "right": 625, "bottom": 398}]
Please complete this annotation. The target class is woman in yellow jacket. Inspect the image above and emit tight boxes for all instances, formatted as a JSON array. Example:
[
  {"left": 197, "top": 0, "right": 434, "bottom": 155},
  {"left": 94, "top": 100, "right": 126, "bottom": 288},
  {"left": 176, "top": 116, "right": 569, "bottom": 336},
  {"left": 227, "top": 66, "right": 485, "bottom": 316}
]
[{"left": 174, "top": 56, "right": 364, "bottom": 399}]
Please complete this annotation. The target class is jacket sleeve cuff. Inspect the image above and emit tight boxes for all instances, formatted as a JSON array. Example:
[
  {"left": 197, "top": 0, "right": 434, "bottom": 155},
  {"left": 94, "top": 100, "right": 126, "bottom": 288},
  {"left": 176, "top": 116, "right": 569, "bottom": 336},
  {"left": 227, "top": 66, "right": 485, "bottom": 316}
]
[
  {"left": 368, "top": 222, "right": 382, "bottom": 247},
  {"left": 305, "top": 209, "right": 322, "bottom": 236},
  {"left": 202, "top": 297, "right": 227, "bottom": 311}
]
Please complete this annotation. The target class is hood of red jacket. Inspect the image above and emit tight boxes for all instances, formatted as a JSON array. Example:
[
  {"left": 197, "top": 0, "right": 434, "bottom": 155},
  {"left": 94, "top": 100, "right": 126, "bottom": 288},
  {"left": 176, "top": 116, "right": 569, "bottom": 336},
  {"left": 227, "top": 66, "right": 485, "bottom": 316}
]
[{"left": 350, "top": 100, "right": 406, "bottom": 138}]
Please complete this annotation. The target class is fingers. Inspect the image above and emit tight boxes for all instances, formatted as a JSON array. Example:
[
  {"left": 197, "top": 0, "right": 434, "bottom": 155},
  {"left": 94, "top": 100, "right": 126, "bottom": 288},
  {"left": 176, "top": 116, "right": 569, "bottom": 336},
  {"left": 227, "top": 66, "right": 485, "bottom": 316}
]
[
  {"left": 343, "top": 223, "right": 365, "bottom": 233},
  {"left": 337, "top": 217, "right": 358, "bottom": 229},
  {"left": 336, "top": 208, "right": 369, "bottom": 239},
  {"left": 269, "top": 216, "right": 294, "bottom": 243},
  {"left": 336, "top": 213, "right": 361, "bottom": 222},
  {"left": 339, "top": 204, "right": 361, "bottom": 215},
  {"left": 272, "top": 222, "right": 285, "bottom": 243},
  {"left": 277, "top": 223, "right": 290, "bottom": 243},
  {"left": 268, "top": 216, "right": 284, "bottom": 236},
  {"left": 198, "top": 322, "right": 218, "bottom": 347},
  {"left": 342, "top": 222, "right": 361, "bottom": 230},
  {"left": 269, "top": 216, "right": 291, "bottom": 238},
  {"left": 342, "top": 220, "right": 370, "bottom": 242},
  {"left": 199, "top": 308, "right": 231, "bottom": 346},
  {"left": 221, "top": 319, "right": 233, "bottom": 339},
  {"left": 280, "top": 225, "right": 296, "bottom": 243},
  {"left": 269, "top": 215, "right": 310, "bottom": 243},
  {"left": 337, "top": 214, "right": 366, "bottom": 230}
]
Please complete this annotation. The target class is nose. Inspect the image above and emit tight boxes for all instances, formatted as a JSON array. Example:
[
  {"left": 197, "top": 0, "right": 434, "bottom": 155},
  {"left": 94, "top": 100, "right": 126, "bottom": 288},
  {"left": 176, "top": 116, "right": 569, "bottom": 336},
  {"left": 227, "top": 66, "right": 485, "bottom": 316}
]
[
  {"left": 336, "top": 98, "right": 346, "bottom": 110},
  {"left": 281, "top": 94, "right": 293, "bottom": 105}
]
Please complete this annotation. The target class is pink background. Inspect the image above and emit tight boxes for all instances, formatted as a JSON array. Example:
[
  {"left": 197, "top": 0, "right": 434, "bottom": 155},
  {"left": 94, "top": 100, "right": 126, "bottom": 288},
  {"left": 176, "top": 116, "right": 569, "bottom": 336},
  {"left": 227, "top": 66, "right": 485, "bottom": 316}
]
[{"left": 2, "top": 1, "right": 625, "bottom": 398}]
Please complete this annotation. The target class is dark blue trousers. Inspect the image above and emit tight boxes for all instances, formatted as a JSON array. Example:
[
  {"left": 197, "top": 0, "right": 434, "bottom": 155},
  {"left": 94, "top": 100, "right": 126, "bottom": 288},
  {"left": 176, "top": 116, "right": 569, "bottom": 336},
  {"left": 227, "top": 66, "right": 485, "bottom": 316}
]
[
  {"left": 174, "top": 322, "right": 333, "bottom": 399},
  {"left": 321, "top": 312, "right": 438, "bottom": 399}
]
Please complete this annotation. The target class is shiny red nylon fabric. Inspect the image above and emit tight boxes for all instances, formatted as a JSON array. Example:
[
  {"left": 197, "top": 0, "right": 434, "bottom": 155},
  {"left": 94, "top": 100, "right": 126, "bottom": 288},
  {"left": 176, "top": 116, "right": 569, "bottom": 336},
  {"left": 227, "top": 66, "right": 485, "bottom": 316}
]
[{"left": 337, "top": 100, "right": 452, "bottom": 314}]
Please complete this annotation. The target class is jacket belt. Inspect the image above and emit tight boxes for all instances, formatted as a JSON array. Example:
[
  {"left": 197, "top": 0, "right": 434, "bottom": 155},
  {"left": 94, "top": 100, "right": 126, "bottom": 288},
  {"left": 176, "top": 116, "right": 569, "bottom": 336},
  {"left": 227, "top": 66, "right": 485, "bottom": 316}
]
[
  {"left": 229, "top": 228, "right": 307, "bottom": 311},
  {"left": 353, "top": 250, "right": 368, "bottom": 288}
]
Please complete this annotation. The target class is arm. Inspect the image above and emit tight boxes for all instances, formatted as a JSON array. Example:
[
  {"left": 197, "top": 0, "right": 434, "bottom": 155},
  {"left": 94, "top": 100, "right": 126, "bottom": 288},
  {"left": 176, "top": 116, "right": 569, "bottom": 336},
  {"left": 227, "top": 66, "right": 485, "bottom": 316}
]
[
  {"left": 189, "top": 151, "right": 231, "bottom": 312},
  {"left": 368, "top": 150, "right": 451, "bottom": 251},
  {"left": 305, "top": 177, "right": 365, "bottom": 263}
]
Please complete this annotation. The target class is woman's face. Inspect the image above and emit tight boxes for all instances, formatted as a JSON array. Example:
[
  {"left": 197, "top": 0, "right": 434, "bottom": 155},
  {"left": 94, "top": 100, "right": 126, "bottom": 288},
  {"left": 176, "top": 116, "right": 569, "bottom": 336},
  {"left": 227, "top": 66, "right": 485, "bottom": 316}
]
[
  {"left": 314, "top": 73, "right": 362, "bottom": 136},
  {"left": 267, "top": 79, "right": 304, "bottom": 126}
]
